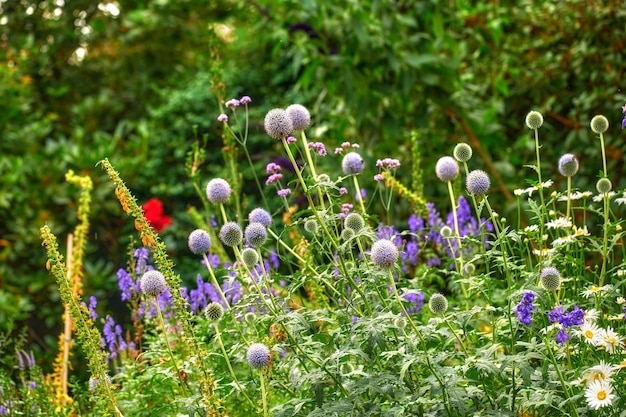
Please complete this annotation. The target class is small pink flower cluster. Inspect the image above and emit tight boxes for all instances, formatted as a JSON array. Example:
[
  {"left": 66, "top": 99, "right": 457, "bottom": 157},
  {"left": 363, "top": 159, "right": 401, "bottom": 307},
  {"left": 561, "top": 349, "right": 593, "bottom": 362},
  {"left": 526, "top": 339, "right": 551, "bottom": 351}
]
[
  {"left": 307, "top": 142, "right": 327, "bottom": 156},
  {"left": 334, "top": 141, "right": 360, "bottom": 154}
]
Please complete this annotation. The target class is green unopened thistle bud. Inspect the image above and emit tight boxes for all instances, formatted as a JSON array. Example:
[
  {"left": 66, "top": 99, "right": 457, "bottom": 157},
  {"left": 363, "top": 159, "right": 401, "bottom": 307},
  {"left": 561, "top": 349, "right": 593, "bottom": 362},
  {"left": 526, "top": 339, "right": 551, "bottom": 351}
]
[
  {"left": 241, "top": 247, "right": 259, "bottom": 268},
  {"left": 440, "top": 226, "right": 453, "bottom": 239},
  {"left": 304, "top": 219, "right": 319, "bottom": 234},
  {"left": 205, "top": 302, "right": 224, "bottom": 321},
  {"left": 525, "top": 111, "right": 544, "bottom": 129},
  {"left": 596, "top": 178, "right": 612, "bottom": 194},
  {"left": 463, "top": 263, "right": 476, "bottom": 276},
  {"left": 341, "top": 228, "right": 355, "bottom": 241},
  {"left": 539, "top": 267, "right": 561, "bottom": 292},
  {"left": 344, "top": 213, "right": 365, "bottom": 232},
  {"left": 244, "top": 312, "right": 256, "bottom": 324},
  {"left": 393, "top": 317, "right": 407, "bottom": 330},
  {"left": 428, "top": 293, "right": 448, "bottom": 315},
  {"left": 453, "top": 143, "right": 473, "bottom": 162},
  {"left": 590, "top": 115, "right": 609, "bottom": 134}
]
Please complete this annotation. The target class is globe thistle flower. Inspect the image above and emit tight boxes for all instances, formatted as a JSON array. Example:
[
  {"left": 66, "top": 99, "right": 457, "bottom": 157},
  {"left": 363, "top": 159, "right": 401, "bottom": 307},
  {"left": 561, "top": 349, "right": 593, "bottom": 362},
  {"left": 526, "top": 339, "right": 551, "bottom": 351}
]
[
  {"left": 206, "top": 178, "right": 232, "bottom": 204},
  {"left": 188, "top": 229, "right": 212, "bottom": 255},
  {"left": 220, "top": 222, "right": 243, "bottom": 247},
  {"left": 558, "top": 153, "right": 579, "bottom": 177},
  {"left": 428, "top": 293, "right": 449, "bottom": 315},
  {"left": 140, "top": 270, "right": 167, "bottom": 297},
  {"left": 244, "top": 312, "right": 256, "bottom": 324},
  {"left": 341, "top": 152, "right": 364, "bottom": 175},
  {"left": 525, "top": 111, "right": 544, "bottom": 129},
  {"left": 453, "top": 143, "right": 473, "bottom": 162},
  {"left": 466, "top": 169, "right": 491, "bottom": 196},
  {"left": 264, "top": 108, "right": 293, "bottom": 140},
  {"left": 540, "top": 266, "right": 561, "bottom": 292},
  {"left": 344, "top": 213, "right": 365, "bottom": 232},
  {"left": 304, "top": 219, "right": 319, "bottom": 234},
  {"left": 590, "top": 115, "right": 609, "bottom": 134},
  {"left": 247, "top": 343, "right": 271, "bottom": 369},
  {"left": 286, "top": 104, "right": 311, "bottom": 130},
  {"left": 245, "top": 222, "right": 268, "bottom": 247},
  {"left": 248, "top": 208, "right": 272, "bottom": 227},
  {"left": 463, "top": 263, "right": 475, "bottom": 276},
  {"left": 435, "top": 156, "right": 459, "bottom": 182},
  {"left": 440, "top": 225, "right": 453, "bottom": 239},
  {"left": 205, "top": 302, "right": 224, "bottom": 321},
  {"left": 241, "top": 247, "right": 259, "bottom": 268},
  {"left": 341, "top": 228, "right": 355, "bottom": 241},
  {"left": 596, "top": 178, "right": 612, "bottom": 194},
  {"left": 370, "top": 239, "right": 399, "bottom": 268}
]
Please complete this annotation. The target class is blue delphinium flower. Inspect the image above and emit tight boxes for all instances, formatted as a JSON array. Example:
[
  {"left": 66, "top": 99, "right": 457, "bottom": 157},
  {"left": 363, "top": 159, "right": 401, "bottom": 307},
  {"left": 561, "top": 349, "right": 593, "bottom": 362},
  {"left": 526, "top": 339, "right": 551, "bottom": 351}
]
[
  {"left": 622, "top": 104, "right": 626, "bottom": 129},
  {"left": 403, "top": 291, "right": 425, "bottom": 315},
  {"left": 547, "top": 304, "right": 585, "bottom": 344},
  {"left": 555, "top": 328, "right": 569, "bottom": 344},
  {"left": 515, "top": 292, "right": 535, "bottom": 325}
]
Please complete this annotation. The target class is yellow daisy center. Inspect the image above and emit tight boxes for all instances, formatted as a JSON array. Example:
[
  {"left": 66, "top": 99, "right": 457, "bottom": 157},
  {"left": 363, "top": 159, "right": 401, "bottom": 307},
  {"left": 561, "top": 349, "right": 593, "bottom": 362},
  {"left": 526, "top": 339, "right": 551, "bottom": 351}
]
[
  {"left": 585, "top": 330, "right": 594, "bottom": 338},
  {"left": 597, "top": 390, "right": 607, "bottom": 401}
]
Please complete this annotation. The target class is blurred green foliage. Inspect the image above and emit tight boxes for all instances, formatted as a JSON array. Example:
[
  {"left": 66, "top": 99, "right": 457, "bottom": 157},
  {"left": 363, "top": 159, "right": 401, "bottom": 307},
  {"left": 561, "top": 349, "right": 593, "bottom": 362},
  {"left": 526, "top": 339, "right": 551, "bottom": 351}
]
[{"left": 1, "top": 0, "right": 625, "bottom": 368}]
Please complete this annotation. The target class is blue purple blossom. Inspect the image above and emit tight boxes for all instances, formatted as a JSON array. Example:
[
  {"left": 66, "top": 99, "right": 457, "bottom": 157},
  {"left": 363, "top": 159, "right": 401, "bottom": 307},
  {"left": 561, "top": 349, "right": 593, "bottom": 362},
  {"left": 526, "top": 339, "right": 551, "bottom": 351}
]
[{"left": 515, "top": 292, "right": 535, "bottom": 325}]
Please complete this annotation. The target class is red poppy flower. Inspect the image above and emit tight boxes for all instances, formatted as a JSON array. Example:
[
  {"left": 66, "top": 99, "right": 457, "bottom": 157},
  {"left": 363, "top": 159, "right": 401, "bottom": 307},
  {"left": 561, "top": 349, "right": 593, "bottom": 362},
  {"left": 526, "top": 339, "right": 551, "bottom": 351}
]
[{"left": 142, "top": 198, "right": 172, "bottom": 233}]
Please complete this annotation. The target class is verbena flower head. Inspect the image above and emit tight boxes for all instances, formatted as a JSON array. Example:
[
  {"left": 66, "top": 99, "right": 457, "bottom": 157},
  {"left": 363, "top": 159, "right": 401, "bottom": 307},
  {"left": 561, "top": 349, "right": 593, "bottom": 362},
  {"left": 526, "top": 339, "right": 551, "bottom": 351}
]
[
  {"left": 344, "top": 213, "right": 365, "bottom": 232},
  {"left": 466, "top": 169, "right": 490, "bottom": 196},
  {"left": 453, "top": 143, "right": 473, "bottom": 162},
  {"left": 217, "top": 113, "right": 228, "bottom": 122},
  {"left": 428, "top": 293, "right": 448, "bottom": 315},
  {"left": 188, "top": 229, "right": 212, "bottom": 254},
  {"left": 247, "top": 343, "right": 271, "bottom": 368},
  {"left": 525, "top": 110, "right": 544, "bottom": 129},
  {"left": 264, "top": 108, "right": 293, "bottom": 139},
  {"left": 596, "top": 178, "right": 612, "bottom": 194},
  {"left": 558, "top": 153, "right": 579, "bottom": 177},
  {"left": 241, "top": 247, "right": 259, "bottom": 268},
  {"left": 540, "top": 266, "right": 561, "bottom": 292},
  {"left": 205, "top": 302, "right": 224, "bottom": 321},
  {"left": 342, "top": 152, "right": 364, "bottom": 175},
  {"left": 435, "top": 156, "right": 459, "bottom": 182},
  {"left": 248, "top": 208, "right": 272, "bottom": 227},
  {"left": 590, "top": 115, "right": 609, "bottom": 134},
  {"left": 206, "top": 178, "right": 232, "bottom": 204},
  {"left": 220, "top": 222, "right": 243, "bottom": 247},
  {"left": 370, "top": 239, "right": 399, "bottom": 268},
  {"left": 245, "top": 222, "right": 268, "bottom": 247},
  {"left": 140, "top": 270, "right": 167, "bottom": 297},
  {"left": 286, "top": 104, "right": 311, "bottom": 130}
]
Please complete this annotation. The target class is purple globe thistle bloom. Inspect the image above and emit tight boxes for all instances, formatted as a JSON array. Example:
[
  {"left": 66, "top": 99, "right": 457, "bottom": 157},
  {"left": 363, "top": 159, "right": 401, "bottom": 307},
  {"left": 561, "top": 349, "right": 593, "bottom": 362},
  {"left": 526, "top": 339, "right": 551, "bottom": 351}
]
[
  {"left": 248, "top": 208, "right": 272, "bottom": 227},
  {"left": 435, "top": 156, "right": 459, "bottom": 182},
  {"left": 466, "top": 169, "right": 490, "bottom": 196},
  {"left": 245, "top": 222, "right": 268, "bottom": 247},
  {"left": 341, "top": 152, "right": 364, "bottom": 175},
  {"left": 220, "top": 222, "right": 243, "bottom": 247},
  {"left": 370, "top": 239, "right": 399, "bottom": 268},
  {"left": 206, "top": 178, "right": 232, "bottom": 204},
  {"left": 558, "top": 153, "right": 579, "bottom": 177},
  {"left": 515, "top": 291, "right": 535, "bottom": 325},
  {"left": 188, "top": 229, "right": 212, "bottom": 255},
  {"left": 286, "top": 104, "right": 311, "bottom": 130},
  {"left": 247, "top": 343, "right": 271, "bottom": 368},
  {"left": 264, "top": 108, "right": 293, "bottom": 140},
  {"left": 140, "top": 270, "right": 167, "bottom": 297}
]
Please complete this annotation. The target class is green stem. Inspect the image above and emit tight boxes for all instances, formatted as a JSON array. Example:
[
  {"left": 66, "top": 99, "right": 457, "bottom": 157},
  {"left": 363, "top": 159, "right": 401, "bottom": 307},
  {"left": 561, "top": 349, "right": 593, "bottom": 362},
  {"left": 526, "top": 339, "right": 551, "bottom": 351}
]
[
  {"left": 352, "top": 175, "right": 366, "bottom": 214},
  {"left": 214, "top": 324, "right": 256, "bottom": 408},
  {"left": 154, "top": 299, "right": 190, "bottom": 395},
  {"left": 259, "top": 372, "right": 270, "bottom": 417}
]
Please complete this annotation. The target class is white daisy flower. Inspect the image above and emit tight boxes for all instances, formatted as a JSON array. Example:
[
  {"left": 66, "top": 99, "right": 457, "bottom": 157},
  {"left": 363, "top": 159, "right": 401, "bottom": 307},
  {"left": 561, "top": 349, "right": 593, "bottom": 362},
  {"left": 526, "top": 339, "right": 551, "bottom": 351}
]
[
  {"left": 581, "top": 191, "right": 593, "bottom": 198},
  {"left": 572, "top": 225, "right": 589, "bottom": 237},
  {"left": 600, "top": 327, "right": 623, "bottom": 354},
  {"left": 593, "top": 191, "right": 616, "bottom": 202},
  {"left": 532, "top": 248, "right": 556, "bottom": 257},
  {"left": 588, "top": 361, "right": 619, "bottom": 383},
  {"left": 585, "top": 379, "right": 615, "bottom": 410},
  {"left": 557, "top": 191, "right": 585, "bottom": 201},
  {"left": 584, "top": 309, "right": 600, "bottom": 322},
  {"left": 581, "top": 285, "right": 613, "bottom": 298},
  {"left": 524, "top": 224, "right": 539, "bottom": 233},
  {"left": 578, "top": 321, "right": 603, "bottom": 346},
  {"left": 551, "top": 236, "right": 575, "bottom": 247},
  {"left": 617, "top": 297, "right": 626, "bottom": 304},
  {"left": 618, "top": 270, "right": 626, "bottom": 277},
  {"left": 546, "top": 217, "right": 572, "bottom": 230}
]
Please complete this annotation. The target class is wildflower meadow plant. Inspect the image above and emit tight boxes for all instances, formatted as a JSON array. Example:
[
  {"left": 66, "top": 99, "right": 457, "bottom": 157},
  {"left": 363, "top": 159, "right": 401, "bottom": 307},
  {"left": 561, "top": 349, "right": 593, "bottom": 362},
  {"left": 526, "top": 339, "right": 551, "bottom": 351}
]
[{"left": 24, "top": 100, "right": 626, "bottom": 416}]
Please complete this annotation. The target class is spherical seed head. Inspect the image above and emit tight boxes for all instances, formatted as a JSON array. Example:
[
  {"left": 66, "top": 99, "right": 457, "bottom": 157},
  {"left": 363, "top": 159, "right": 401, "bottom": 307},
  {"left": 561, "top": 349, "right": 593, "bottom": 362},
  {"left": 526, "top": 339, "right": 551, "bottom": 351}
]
[
  {"left": 188, "top": 229, "right": 212, "bottom": 254},
  {"left": 540, "top": 267, "right": 561, "bottom": 292},
  {"left": 370, "top": 239, "right": 399, "bottom": 268},
  {"left": 341, "top": 152, "right": 364, "bottom": 175},
  {"left": 463, "top": 263, "right": 476, "bottom": 276},
  {"left": 341, "top": 228, "right": 355, "bottom": 241},
  {"left": 558, "top": 153, "right": 579, "bottom": 177},
  {"left": 304, "top": 219, "right": 319, "bottom": 234},
  {"left": 590, "top": 115, "right": 609, "bottom": 134},
  {"left": 435, "top": 156, "right": 459, "bottom": 182},
  {"left": 428, "top": 293, "right": 448, "bottom": 315},
  {"left": 264, "top": 108, "right": 293, "bottom": 139},
  {"left": 245, "top": 222, "right": 268, "bottom": 247},
  {"left": 466, "top": 169, "right": 491, "bottom": 196},
  {"left": 140, "top": 270, "right": 167, "bottom": 297},
  {"left": 286, "top": 104, "right": 311, "bottom": 131},
  {"left": 440, "top": 225, "right": 453, "bottom": 238},
  {"left": 525, "top": 111, "right": 544, "bottom": 129},
  {"left": 241, "top": 247, "right": 259, "bottom": 268},
  {"left": 344, "top": 213, "right": 365, "bottom": 232},
  {"left": 453, "top": 143, "right": 473, "bottom": 162},
  {"left": 248, "top": 208, "right": 272, "bottom": 227},
  {"left": 220, "top": 222, "right": 243, "bottom": 247},
  {"left": 247, "top": 343, "right": 271, "bottom": 369},
  {"left": 205, "top": 302, "right": 224, "bottom": 321},
  {"left": 206, "top": 178, "right": 232, "bottom": 204},
  {"left": 596, "top": 178, "right": 612, "bottom": 194}
]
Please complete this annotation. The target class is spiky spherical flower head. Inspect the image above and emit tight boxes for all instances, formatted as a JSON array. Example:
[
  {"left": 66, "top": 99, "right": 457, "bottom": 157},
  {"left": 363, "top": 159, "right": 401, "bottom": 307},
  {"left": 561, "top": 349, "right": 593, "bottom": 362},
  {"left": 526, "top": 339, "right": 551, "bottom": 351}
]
[
  {"left": 248, "top": 208, "right": 272, "bottom": 227},
  {"left": 596, "top": 178, "right": 612, "bottom": 194},
  {"left": 540, "top": 267, "right": 561, "bottom": 292},
  {"left": 463, "top": 263, "right": 475, "bottom": 276},
  {"left": 440, "top": 225, "right": 453, "bottom": 239},
  {"left": 341, "top": 152, "right": 364, "bottom": 175},
  {"left": 220, "top": 222, "right": 243, "bottom": 247},
  {"left": 558, "top": 153, "right": 579, "bottom": 177},
  {"left": 206, "top": 178, "right": 232, "bottom": 204},
  {"left": 428, "top": 293, "right": 448, "bottom": 315},
  {"left": 393, "top": 317, "right": 407, "bottom": 330},
  {"left": 264, "top": 108, "right": 293, "bottom": 139},
  {"left": 286, "top": 104, "right": 311, "bottom": 131},
  {"left": 344, "top": 213, "right": 365, "bottom": 232},
  {"left": 304, "top": 219, "right": 319, "bottom": 234},
  {"left": 244, "top": 312, "right": 256, "bottom": 324},
  {"left": 245, "top": 222, "right": 267, "bottom": 247},
  {"left": 590, "top": 115, "right": 609, "bottom": 134},
  {"left": 466, "top": 169, "right": 491, "bottom": 196},
  {"left": 525, "top": 111, "right": 544, "bottom": 129},
  {"left": 241, "top": 247, "right": 259, "bottom": 268},
  {"left": 453, "top": 143, "right": 473, "bottom": 162},
  {"left": 247, "top": 343, "right": 271, "bottom": 369},
  {"left": 188, "top": 229, "right": 212, "bottom": 254},
  {"left": 341, "top": 228, "right": 355, "bottom": 241},
  {"left": 140, "top": 270, "right": 167, "bottom": 297},
  {"left": 370, "top": 239, "right": 399, "bottom": 268},
  {"left": 205, "top": 302, "right": 224, "bottom": 321},
  {"left": 435, "top": 156, "right": 459, "bottom": 182}
]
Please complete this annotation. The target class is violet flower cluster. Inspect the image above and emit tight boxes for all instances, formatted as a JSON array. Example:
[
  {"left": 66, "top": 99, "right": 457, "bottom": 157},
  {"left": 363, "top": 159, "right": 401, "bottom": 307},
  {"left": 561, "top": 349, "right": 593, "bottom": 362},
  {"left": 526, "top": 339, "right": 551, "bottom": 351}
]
[
  {"left": 515, "top": 292, "right": 536, "bottom": 325},
  {"left": 548, "top": 305, "right": 585, "bottom": 344}
]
